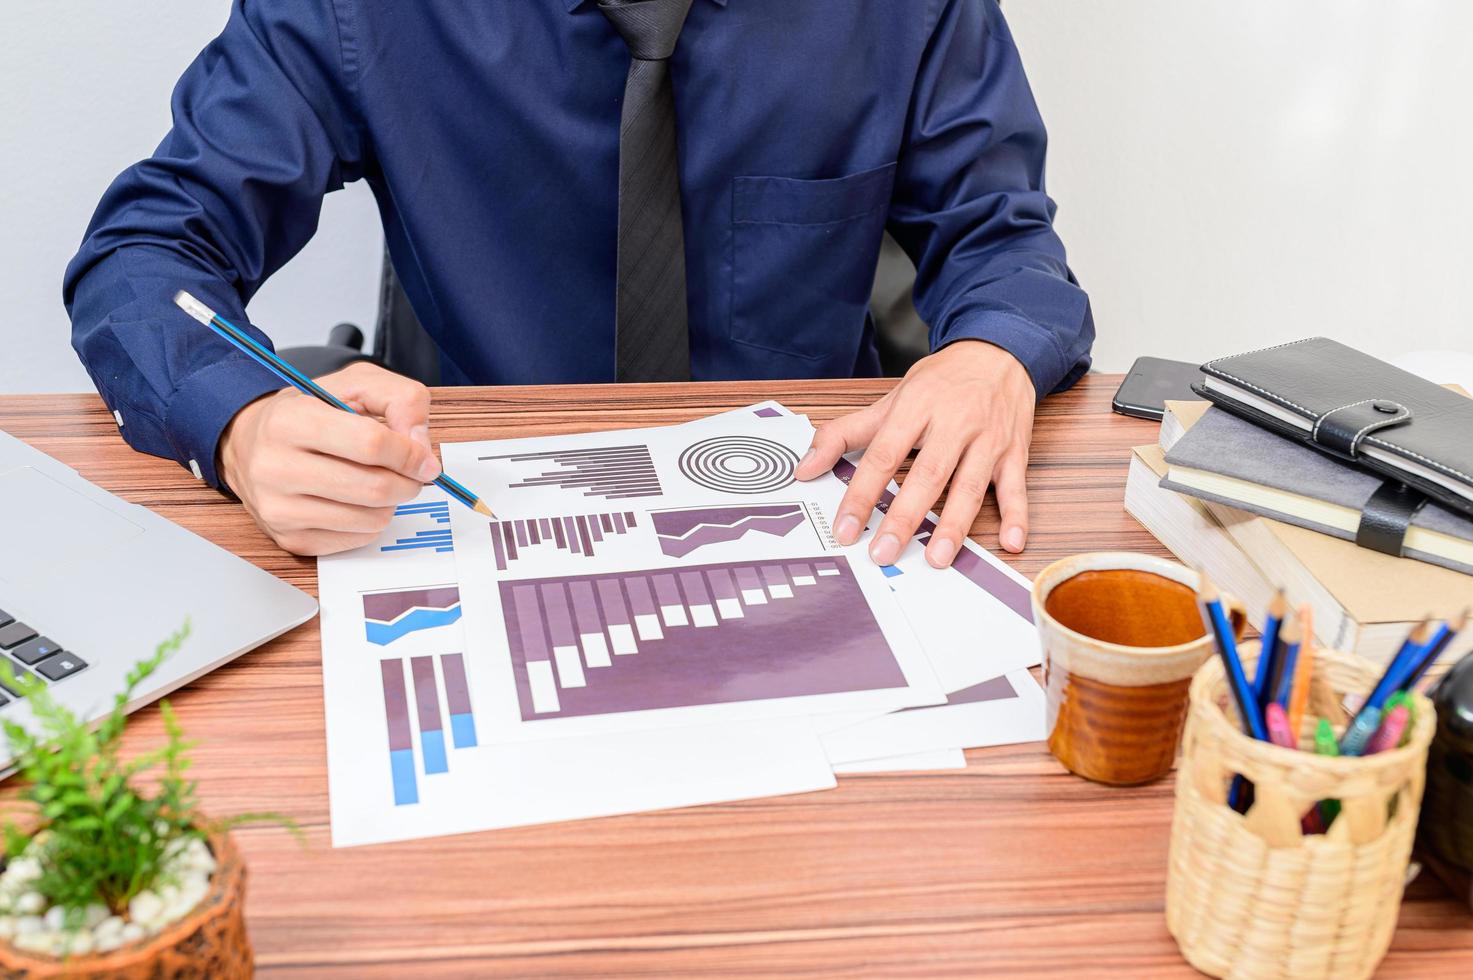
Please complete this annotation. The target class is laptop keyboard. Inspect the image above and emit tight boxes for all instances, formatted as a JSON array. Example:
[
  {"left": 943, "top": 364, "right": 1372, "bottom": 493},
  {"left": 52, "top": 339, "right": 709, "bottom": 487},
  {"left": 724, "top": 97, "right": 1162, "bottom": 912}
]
[{"left": 0, "top": 607, "right": 89, "bottom": 703}]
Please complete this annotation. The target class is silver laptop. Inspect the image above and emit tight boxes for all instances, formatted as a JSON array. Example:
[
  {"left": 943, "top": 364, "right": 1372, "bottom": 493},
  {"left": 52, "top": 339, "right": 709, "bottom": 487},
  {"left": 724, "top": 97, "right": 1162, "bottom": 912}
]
[{"left": 0, "top": 426, "right": 317, "bottom": 768}]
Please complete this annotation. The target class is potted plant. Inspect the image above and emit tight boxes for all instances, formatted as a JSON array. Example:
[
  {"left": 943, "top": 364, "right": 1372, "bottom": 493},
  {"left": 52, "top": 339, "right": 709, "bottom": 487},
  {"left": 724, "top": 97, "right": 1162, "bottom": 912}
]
[{"left": 0, "top": 625, "right": 287, "bottom": 978}]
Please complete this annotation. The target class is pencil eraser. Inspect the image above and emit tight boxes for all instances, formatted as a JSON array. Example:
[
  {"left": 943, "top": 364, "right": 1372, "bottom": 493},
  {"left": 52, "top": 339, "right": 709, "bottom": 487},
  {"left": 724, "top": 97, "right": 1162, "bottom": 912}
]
[{"left": 172, "top": 290, "right": 216, "bottom": 326}]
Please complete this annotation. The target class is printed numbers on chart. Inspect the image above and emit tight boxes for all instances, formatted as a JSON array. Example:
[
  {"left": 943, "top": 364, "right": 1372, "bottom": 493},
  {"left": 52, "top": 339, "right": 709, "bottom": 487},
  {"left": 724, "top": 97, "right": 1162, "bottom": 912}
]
[{"left": 810, "top": 505, "right": 838, "bottom": 549}]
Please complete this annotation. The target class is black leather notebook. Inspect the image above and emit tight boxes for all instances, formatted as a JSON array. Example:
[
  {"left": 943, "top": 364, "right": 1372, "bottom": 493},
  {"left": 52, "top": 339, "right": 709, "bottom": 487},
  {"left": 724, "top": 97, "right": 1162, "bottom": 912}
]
[{"left": 1194, "top": 337, "right": 1473, "bottom": 519}]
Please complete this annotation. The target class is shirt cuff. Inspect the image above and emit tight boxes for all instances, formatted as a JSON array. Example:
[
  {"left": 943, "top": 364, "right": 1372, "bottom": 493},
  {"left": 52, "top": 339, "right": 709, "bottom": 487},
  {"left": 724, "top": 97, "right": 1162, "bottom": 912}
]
[
  {"left": 162, "top": 354, "right": 287, "bottom": 489},
  {"left": 934, "top": 311, "right": 1070, "bottom": 398}
]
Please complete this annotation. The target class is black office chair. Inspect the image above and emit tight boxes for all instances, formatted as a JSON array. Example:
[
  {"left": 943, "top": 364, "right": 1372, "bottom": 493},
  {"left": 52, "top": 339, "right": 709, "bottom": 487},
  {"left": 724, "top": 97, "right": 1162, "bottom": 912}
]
[
  {"left": 280, "top": 238, "right": 928, "bottom": 383},
  {"left": 278, "top": 249, "right": 442, "bottom": 386}
]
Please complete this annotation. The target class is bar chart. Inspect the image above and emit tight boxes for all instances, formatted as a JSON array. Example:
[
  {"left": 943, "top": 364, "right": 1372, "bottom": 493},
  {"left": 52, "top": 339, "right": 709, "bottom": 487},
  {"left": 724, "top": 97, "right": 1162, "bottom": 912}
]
[
  {"left": 380, "top": 499, "right": 454, "bottom": 554},
  {"left": 378, "top": 652, "right": 480, "bottom": 807},
  {"left": 486, "top": 511, "right": 639, "bottom": 570},
  {"left": 500, "top": 556, "right": 904, "bottom": 720},
  {"left": 481, "top": 445, "right": 662, "bottom": 500},
  {"left": 650, "top": 503, "right": 811, "bottom": 558}
]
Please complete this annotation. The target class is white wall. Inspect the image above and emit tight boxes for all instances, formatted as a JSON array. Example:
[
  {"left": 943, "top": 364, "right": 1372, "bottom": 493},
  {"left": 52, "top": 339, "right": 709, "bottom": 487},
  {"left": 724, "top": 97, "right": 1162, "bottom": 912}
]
[
  {"left": 1006, "top": 0, "right": 1473, "bottom": 372},
  {"left": 1, "top": 1, "right": 1469, "bottom": 393},
  {"left": 0, "top": 1, "right": 383, "bottom": 394}
]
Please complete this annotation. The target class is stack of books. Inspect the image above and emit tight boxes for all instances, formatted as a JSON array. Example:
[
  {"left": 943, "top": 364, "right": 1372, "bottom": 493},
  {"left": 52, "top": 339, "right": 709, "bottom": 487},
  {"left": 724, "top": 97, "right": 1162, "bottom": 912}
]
[{"left": 1126, "top": 400, "right": 1473, "bottom": 669}]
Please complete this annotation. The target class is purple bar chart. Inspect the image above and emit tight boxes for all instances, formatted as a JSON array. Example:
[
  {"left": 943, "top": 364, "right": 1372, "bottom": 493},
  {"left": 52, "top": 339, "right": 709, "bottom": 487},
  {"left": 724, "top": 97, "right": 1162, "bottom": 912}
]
[
  {"left": 500, "top": 556, "right": 904, "bottom": 720},
  {"left": 377, "top": 653, "right": 481, "bottom": 806},
  {"left": 487, "top": 511, "right": 638, "bottom": 570},
  {"left": 481, "top": 445, "right": 662, "bottom": 500},
  {"left": 379, "top": 660, "right": 418, "bottom": 805}
]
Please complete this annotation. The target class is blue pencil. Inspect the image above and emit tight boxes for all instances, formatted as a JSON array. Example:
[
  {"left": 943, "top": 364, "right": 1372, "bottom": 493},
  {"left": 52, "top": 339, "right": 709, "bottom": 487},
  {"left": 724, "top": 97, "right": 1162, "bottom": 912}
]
[
  {"left": 1198, "top": 574, "right": 1267, "bottom": 742},
  {"left": 173, "top": 291, "right": 493, "bottom": 518},
  {"left": 1340, "top": 620, "right": 1432, "bottom": 757},
  {"left": 1251, "top": 589, "right": 1288, "bottom": 711},
  {"left": 1397, "top": 610, "right": 1467, "bottom": 692}
]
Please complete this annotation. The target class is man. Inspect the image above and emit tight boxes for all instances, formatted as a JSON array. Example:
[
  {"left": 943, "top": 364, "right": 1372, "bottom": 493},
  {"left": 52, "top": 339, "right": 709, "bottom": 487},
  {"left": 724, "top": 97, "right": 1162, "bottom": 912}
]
[{"left": 65, "top": 0, "right": 1092, "bottom": 566}]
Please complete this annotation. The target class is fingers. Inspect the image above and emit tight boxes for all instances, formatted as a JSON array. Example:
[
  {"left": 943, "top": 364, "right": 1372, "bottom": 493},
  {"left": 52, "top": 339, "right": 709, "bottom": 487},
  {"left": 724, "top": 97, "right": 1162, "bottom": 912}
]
[
  {"left": 265, "top": 448, "right": 425, "bottom": 509},
  {"left": 322, "top": 363, "right": 433, "bottom": 439},
  {"left": 281, "top": 399, "right": 441, "bottom": 484},
  {"left": 831, "top": 413, "right": 925, "bottom": 548},
  {"left": 920, "top": 441, "right": 999, "bottom": 567},
  {"left": 868, "top": 434, "right": 968, "bottom": 566},
  {"left": 993, "top": 446, "right": 1030, "bottom": 553},
  {"left": 796, "top": 402, "right": 886, "bottom": 482}
]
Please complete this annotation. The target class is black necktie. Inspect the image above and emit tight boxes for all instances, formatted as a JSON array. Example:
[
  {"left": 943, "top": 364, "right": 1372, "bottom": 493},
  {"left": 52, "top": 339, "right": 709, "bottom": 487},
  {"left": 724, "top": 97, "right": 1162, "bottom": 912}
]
[{"left": 597, "top": 0, "right": 694, "bottom": 382}]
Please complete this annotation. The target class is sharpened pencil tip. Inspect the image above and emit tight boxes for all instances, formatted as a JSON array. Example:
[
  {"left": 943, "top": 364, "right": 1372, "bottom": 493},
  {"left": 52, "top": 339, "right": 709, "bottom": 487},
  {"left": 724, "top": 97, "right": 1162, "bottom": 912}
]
[
  {"left": 172, "top": 290, "right": 217, "bottom": 327},
  {"left": 473, "top": 499, "right": 496, "bottom": 519},
  {"left": 1268, "top": 588, "right": 1288, "bottom": 617},
  {"left": 1195, "top": 570, "right": 1218, "bottom": 603}
]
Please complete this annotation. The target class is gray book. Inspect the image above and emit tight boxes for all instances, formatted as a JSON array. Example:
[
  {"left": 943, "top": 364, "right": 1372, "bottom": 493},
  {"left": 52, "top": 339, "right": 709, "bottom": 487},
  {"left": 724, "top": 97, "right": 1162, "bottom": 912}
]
[{"left": 1161, "top": 406, "right": 1473, "bottom": 576}]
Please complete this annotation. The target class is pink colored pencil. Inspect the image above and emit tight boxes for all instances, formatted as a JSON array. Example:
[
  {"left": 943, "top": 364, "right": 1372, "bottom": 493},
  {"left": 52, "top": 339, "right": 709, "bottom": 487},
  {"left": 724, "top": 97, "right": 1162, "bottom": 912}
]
[
  {"left": 1264, "top": 703, "right": 1298, "bottom": 749},
  {"left": 1366, "top": 704, "right": 1410, "bottom": 754}
]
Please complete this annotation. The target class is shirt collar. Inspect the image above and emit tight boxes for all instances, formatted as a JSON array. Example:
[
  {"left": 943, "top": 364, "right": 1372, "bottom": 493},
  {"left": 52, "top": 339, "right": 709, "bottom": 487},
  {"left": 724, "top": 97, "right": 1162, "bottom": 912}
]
[{"left": 565, "top": 0, "right": 726, "bottom": 12}]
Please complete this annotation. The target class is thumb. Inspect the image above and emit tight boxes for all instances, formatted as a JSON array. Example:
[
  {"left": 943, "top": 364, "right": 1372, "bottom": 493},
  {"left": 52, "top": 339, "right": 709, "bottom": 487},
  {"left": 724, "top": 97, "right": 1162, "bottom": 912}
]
[{"left": 796, "top": 403, "right": 886, "bottom": 481}]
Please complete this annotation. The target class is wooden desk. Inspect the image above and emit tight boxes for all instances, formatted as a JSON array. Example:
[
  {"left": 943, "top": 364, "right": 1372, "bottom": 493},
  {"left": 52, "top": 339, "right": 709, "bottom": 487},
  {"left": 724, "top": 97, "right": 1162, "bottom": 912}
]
[{"left": 3, "top": 374, "right": 1469, "bottom": 977}]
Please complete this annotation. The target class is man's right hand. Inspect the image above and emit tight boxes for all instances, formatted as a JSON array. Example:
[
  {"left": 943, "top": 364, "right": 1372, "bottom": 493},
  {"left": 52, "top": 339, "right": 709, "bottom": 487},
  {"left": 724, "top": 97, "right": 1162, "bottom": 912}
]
[{"left": 218, "top": 363, "right": 442, "bottom": 556}]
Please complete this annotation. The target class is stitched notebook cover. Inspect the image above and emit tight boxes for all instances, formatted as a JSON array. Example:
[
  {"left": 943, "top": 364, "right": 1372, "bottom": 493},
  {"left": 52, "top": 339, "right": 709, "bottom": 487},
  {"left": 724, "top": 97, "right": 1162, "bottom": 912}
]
[
  {"left": 1162, "top": 406, "right": 1473, "bottom": 576},
  {"left": 1195, "top": 337, "right": 1473, "bottom": 518}
]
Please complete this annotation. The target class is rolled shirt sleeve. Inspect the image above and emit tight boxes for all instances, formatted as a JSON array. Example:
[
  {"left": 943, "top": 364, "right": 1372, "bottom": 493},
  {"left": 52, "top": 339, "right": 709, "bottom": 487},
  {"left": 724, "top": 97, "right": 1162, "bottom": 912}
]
[
  {"left": 62, "top": 0, "right": 362, "bottom": 487},
  {"left": 888, "top": 0, "right": 1094, "bottom": 396}
]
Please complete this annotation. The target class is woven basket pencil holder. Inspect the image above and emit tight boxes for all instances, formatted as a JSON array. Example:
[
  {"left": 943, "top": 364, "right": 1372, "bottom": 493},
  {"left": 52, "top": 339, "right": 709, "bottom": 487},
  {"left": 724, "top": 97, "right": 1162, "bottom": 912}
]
[{"left": 1166, "top": 645, "right": 1435, "bottom": 980}]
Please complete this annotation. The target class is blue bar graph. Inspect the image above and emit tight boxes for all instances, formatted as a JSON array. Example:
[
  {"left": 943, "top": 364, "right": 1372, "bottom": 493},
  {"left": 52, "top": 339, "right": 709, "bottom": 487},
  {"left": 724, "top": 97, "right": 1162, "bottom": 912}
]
[{"left": 382, "top": 500, "right": 454, "bottom": 554}]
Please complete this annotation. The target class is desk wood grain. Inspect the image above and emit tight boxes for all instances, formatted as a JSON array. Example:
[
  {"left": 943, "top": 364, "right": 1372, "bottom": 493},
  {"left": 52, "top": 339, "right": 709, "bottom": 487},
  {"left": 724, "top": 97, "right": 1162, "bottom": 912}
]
[{"left": 2, "top": 374, "right": 1469, "bottom": 977}]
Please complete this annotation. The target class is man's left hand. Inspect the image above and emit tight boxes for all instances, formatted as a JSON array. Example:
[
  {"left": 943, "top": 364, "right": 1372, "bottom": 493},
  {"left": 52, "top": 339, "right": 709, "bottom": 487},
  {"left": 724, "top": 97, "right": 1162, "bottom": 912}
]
[{"left": 795, "top": 340, "right": 1036, "bottom": 568}]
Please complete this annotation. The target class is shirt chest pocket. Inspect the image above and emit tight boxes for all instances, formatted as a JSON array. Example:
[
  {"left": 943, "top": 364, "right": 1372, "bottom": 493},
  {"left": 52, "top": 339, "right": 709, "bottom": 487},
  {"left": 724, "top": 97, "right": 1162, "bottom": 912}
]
[{"left": 729, "top": 162, "right": 897, "bottom": 364}]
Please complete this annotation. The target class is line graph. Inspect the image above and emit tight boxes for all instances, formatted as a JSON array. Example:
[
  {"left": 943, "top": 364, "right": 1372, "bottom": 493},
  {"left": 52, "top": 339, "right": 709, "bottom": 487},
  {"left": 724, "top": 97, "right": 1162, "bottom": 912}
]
[
  {"left": 650, "top": 503, "right": 813, "bottom": 558},
  {"left": 481, "top": 445, "right": 662, "bottom": 500},
  {"left": 363, "top": 587, "right": 462, "bottom": 646}
]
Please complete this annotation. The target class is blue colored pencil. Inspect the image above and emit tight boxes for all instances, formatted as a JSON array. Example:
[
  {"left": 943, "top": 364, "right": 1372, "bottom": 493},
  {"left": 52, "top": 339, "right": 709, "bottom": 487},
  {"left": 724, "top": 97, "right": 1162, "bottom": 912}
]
[
  {"left": 173, "top": 291, "right": 493, "bottom": 518},
  {"left": 1340, "top": 620, "right": 1432, "bottom": 757},
  {"left": 1198, "top": 574, "right": 1267, "bottom": 742},
  {"left": 1397, "top": 610, "right": 1467, "bottom": 692},
  {"left": 1251, "top": 589, "right": 1288, "bottom": 711}
]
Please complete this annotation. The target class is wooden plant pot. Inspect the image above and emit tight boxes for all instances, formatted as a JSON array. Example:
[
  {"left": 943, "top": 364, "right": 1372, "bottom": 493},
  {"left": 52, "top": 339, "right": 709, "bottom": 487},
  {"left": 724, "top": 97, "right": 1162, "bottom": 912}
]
[{"left": 0, "top": 830, "right": 251, "bottom": 979}]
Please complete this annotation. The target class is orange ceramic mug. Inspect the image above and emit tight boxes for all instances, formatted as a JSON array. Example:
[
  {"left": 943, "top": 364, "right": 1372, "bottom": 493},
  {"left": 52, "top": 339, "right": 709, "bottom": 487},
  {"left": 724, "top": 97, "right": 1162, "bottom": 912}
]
[{"left": 1031, "top": 553, "right": 1246, "bottom": 786}]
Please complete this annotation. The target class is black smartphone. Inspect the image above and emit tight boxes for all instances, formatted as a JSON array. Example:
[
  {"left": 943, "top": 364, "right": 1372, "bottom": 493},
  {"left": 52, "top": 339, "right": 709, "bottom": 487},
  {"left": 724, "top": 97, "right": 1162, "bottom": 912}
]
[{"left": 1111, "top": 357, "right": 1206, "bottom": 421}]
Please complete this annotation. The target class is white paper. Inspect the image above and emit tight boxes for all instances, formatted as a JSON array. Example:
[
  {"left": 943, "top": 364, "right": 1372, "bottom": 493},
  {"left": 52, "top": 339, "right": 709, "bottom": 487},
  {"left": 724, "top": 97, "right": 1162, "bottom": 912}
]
[
  {"left": 441, "top": 413, "right": 944, "bottom": 743},
  {"left": 833, "top": 747, "right": 968, "bottom": 774},
  {"left": 821, "top": 669, "right": 1046, "bottom": 766},
  {"left": 318, "top": 491, "right": 836, "bottom": 847}
]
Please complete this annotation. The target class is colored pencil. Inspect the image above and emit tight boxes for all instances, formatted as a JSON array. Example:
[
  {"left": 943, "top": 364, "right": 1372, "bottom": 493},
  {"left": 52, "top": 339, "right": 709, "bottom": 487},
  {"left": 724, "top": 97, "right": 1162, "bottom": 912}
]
[
  {"left": 1398, "top": 609, "right": 1467, "bottom": 692},
  {"left": 1264, "top": 703, "right": 1297, "bottom": 749},
  {"left": 1270, "top": 616, "right": 1302, "bottom": 709},
  {"left": 1339, "top": 620, "right": 1432, "bottom": 757},
  {"left": 1312, "top": 717, "right": 1340, "bottom": 831},
  {"left": 1251, "top": 589, "right": 1288, "bottom": 709},
  {"left": 1366, "top": 704, "right": 1410, "bottom": 754},
  {"left": 1285, "top": 613, "right": 1314, "bottom": 735},
  {"left": 1197, "top": 573, "right": 1267, "bottom": 742},
  {"left": 172, "top": 291, "right": 494, "bottom": 518}
]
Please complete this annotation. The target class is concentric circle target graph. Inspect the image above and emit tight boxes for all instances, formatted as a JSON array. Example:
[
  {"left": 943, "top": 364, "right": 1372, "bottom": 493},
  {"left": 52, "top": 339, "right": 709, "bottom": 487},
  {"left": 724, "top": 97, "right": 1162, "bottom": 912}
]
[{"left": 677, "top": 436, "right": 800, "bottom": 495}]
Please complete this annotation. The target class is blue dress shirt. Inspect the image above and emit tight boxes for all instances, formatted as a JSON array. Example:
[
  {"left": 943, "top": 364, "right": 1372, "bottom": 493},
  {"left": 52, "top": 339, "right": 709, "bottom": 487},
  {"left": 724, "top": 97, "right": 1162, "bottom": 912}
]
[{"left": 64, "top": 0, "right": 1093, "bottom": 487}]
